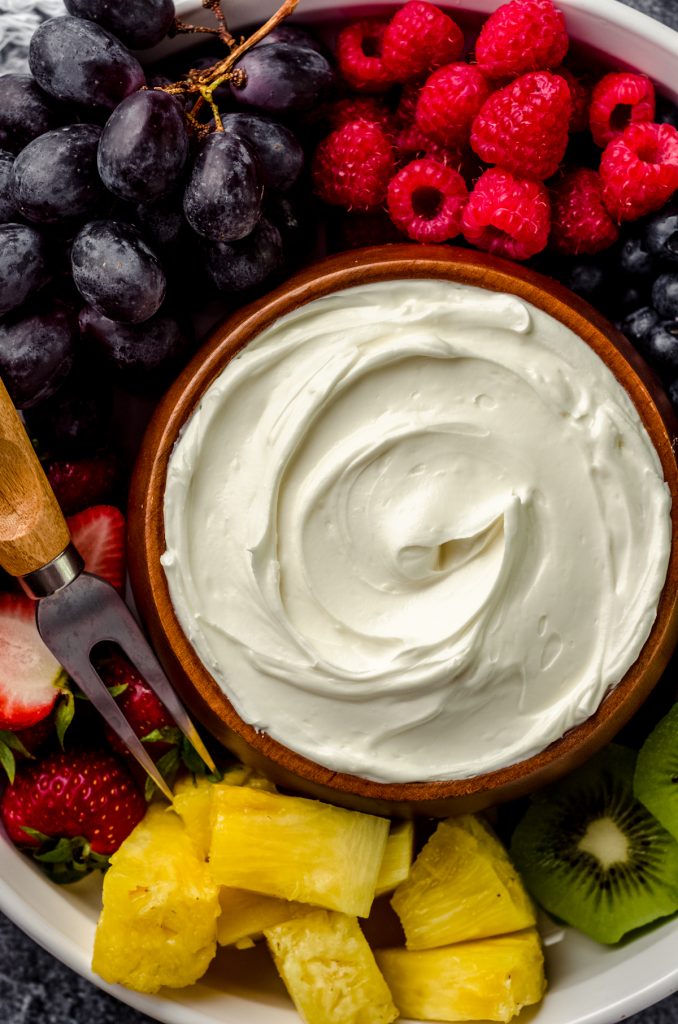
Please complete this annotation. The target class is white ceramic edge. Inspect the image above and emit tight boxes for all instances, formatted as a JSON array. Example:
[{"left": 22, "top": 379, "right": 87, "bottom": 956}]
[{"left": 3, "top": 2, "right": 678, "bottom": 1023}]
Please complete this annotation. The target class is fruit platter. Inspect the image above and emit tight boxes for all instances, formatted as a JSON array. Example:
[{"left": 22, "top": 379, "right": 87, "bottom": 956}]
[{"left": 1, "top": 0, "right": 678, "bottom": 1023}]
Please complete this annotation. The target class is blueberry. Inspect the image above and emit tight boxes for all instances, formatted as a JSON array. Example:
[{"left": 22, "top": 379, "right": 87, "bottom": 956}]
[
  {"left": 620, "top": 306, "right": 659, "bottom": 349},
  {"left": 618, "top": 231, "right": 654, "bottom": 278},
  {"left": 652, "top": 273, "right": 678, "bottom": 319},
  {"left": 619, "top": 284, "right": 651, "bottom": 315},
  {"left": 644, "top": 320, "right": 678, "bottom": 376},
  {"left": 646, "top": 208, "right": 678, "bottom": 265},
  {"left": 563, "top": 261, "right": 613, "bottom": 311}
]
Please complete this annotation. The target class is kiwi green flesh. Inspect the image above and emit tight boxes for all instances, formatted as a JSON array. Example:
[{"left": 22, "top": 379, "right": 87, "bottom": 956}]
[
  {"left": 510, "top": 745, "right": 678, "bottom": 944},
  {"left": 635, "top": 704, "right": 678, "bottom": 842}
]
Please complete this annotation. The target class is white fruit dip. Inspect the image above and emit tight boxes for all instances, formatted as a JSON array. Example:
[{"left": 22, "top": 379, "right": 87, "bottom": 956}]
[{"left": 162, "top": 278, "right": 672, "bottom": 783}]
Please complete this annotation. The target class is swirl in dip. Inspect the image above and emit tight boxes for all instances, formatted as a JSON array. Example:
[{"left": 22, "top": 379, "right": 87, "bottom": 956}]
[{"left": 162, "top": 279, "right": 672, "bottom": 783}]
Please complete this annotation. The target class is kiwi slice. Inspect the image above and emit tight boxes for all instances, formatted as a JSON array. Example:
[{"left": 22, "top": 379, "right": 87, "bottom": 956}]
[
  {"left": 510, "top": 744, "right": 678, "bottom": 944},
  {"left": 635, "top": 704, "right": 678, "bottom": 842}
]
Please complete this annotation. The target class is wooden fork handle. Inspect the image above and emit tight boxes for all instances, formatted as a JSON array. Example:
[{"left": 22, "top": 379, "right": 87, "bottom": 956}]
[{"left": 0, "top": 377, "right": 70, "bottom": 577}]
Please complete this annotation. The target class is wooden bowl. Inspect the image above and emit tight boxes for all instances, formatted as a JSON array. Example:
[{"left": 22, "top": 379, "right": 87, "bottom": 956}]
[{"left": 128, "top": 245, "right": 678, "bottom": 817}]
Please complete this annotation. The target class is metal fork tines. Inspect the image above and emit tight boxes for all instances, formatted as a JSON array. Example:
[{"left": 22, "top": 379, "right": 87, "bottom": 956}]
[{"left": 36, "top": 572, "right": 216, "bottom": 802}]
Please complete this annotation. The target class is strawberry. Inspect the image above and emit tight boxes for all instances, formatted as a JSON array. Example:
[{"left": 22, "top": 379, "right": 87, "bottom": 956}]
[
  {"left": 97, "top": 650, "right": 177, "bottom": 760},
  {"left": 46, "top": 452, "right": 121, "bottom": 517},
  {"left": 67, "top": 505, "right": 126, "bottom": 593},
  {"left": 0, "top": 594, "right": 64, "bottom": 732},
  {"left": 0, "top": 714, "right": 56, "bottom": 785},
  {"left": 0, "top": 749, "right": 146, "bottom": 881}
]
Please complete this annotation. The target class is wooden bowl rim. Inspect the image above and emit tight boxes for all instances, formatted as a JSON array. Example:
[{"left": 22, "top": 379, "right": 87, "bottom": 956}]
[{"left": 129, "top": 244, "right": 678, "bottom": 804}]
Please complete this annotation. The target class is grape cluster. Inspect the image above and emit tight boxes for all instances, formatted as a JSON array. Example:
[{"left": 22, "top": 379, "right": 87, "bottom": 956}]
[{"left": 0, "top": 0, "right": 332, "bottom": 418}]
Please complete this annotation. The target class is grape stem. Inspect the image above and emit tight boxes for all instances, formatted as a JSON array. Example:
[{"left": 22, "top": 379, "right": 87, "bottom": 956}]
[{"left": 159, "top": 0, "right": 301, "bottom": 133}]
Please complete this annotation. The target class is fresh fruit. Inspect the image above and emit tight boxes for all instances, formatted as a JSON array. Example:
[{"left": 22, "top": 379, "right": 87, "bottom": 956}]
[
  {"left": 218, "top": 888, "right": 306, "bottom": 948},
  {"left": 550, "top": 168, "right": 619, "bottom": 255},
  {"left": 79, "top": 304, "right": 192, "bottom": 388},
  {"left": 375, "top": 929, "right": 546, "bottom": 1023},
  {"left": 0, "top": 223, "right": 50, "bottom": 317},
  {"left": 67, "top": 505, "right": 126, "bottom": 593},
  {"left": 222, "top": 114, "right": 304, "bottom": 193},
  {"left": 0, "top": 714, "right": 56, "bottom": 783},
  {"left": 381, "top": 2, "right": 464, "bottom": 82},
  {"left": 619, "top": 229, "right": 655, "bottom": 277},
  {"left": 46, "top": 454, "right": 120, "bottom": 516},
  {"left": 620, "top": 306, "right": 660, "bottom": 350},
  {"left": 98, "top": 91, "right": 189, "bottom": 204},
  {"left": 0, "top": 150, "right": 19, "bottom": 221},
  {"left": 172, "top": 768, "right": 276, "bottom": 860},
  {"left": 0, "top": 749, "right": 145, "bottom": 880},
  {"left": 589, "top": 72, "right": 655, "bottom": 148},
  {"left": 600, "top": 122, "right": 678, "bottom": 221},
  {"left": 11, "top": 125, "right": 104, "bottom": 224},
  {"left": 475, "top": 0, "right": 568, "bottom": 79},
  {"left": 557, "top": 66, "right": 590, "bottom": 133},
  {"left": 63, "top": 0, "right": 176, "bottom": 50},
  {"left": 646, "top": 206, "right": 678, "bottom": 263},
  {"left": 29, "top": 17, "right": 145, "bottom": 110},
  {"left": 471, "top": 70, "right": 572, "bottom": 180},
  {"left": 71, "top": 220, "right": 166, "bottom": 324},
  {"left": 462, "top": 168, "right": 550, "bottom": 261},
  {"left": 209, "top": 785, "right": 389, "bottom": 916},
  {"left": 511, "top": 745, "right": 678, "bottom": 944},
  {"left": 386, "top": 158, "right": 468, "bottom": 242},
  {"left": 375, "top": 820, "right": 415, "bottom": 897},
  {"left": 183, "top": 132, "right": 262, "bottom": 243},
  {"left": 0, "top": 595, "right": 63, "bottom": 731},
  {"left": 231, "top": 43, "right": 335, "bottom": 113},
  {"left": 415, "top": 63, "right": 491, "bottom": 149},
  {"left": 312, "top": 121, "right": 395, "bottom": 212},
  {"left": 335, "top": 19, "right": 394, "bottom": 93},
  {"left": 326, "top": 97, "right": 392, "bottom": 132},
  {"left": 266, "top": 909, "right": 398, "bottom": 1024},
  {"left": 391, "top": 815, "right": 535, "bottom": 949},
  {"left": 0, "top": 74, "right": 65, "bottom": 154},
  {"left": 634, "top": 704, "right": 678, "bottom": 841},
  {"left": 92, "top": 805, "right": 220, "bottom": 993},
  {"left": 96, "top": 650, "right": 176, "bottom": 760},
  {"left": 0, "top": 303, "right": 74, "bottom": 410},
  {"left": 199, "top": 217, "right": 284, "bottom": 293},
  {"left": 642, "top": 320, "right": 678, "bottom": 375},
  {"left": 652, "top": 272, "right": 678, "bottom": 318}
]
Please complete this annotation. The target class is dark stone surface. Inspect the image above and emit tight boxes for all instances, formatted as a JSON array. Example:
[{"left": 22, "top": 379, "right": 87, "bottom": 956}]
[{"left": 2, "top": 0, "right": 678, "bottom": 1022}]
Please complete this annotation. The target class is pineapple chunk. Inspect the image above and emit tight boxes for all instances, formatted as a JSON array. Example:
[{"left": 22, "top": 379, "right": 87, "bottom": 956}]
[
  {"left": 376, "top": 820, "right": 415, "bottom": 896},
  {"left": 209, "top": 786, "right": 389, "bottom": 916},
  {"left": 266, "top": 909, "right": 398, "bottom": 1024},
  {"left": 392, "top": 814, "right": 535, "bottom": 949},
  {"left": 217, "top": 887, "right": 307, "bottom": 946},
  {"left": 375, "top": 929, "right": 546, "bottom": 1022},
  {"left": 173, "top": 766, "right": 275, "bottom": 860},
  {"left": 92, "top": 805, "right": 220, "bottom": 993}
]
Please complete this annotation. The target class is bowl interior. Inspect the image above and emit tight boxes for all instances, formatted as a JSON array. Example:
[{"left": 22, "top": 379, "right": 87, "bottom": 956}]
[{"left": 128, "top": 245, "right": 678, "bottom": 817}]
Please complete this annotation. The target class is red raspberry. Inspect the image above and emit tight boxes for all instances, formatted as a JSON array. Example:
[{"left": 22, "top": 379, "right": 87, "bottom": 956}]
[
  {"left": 326, "top": 97, "right": 392, "bottom": 132},
  {"left": 589, "top": 72, "right": 655, "bottom": 148},
  {"left": 395, "top": 82, "right": 422, "bottom": 127},
  {"left": 395, "top": 123, "right": 462, "bottom": 166},
  {"left": 387, "top": 158, "right": 468, "bottom": 242},
  {"left": 556, "top": 67, "right": 590, "bottom": 133},
  {"left": 313, "top": 121, "right": 395, "bottom": 211},
  {"left": 462, "top": 167, "right": 550, "bottom": 260},
  {"left": 416, "top": 63, "right": 491, "bottom": 148},
  {"left": 600, "top": 121, "right": 678, "bottom": 222},
  {"left": 335, "top": 18, "right": 395, "bottom": 93},
  {"left": 471, "top": 71, "right": 571, "bottom": 180},
  {"left": 382, "top": 2, "right": 464, "bottom": 82},
  {"left": 475, "top": 0, "right": 568, "bottom": 79},
  {"left": 550, "top": 168, "right": 619, "bottom": 255}
]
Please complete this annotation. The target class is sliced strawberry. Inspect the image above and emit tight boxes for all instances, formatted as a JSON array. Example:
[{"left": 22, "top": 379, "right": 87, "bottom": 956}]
[
  {"left": 67, "top": 505, "right": 126, "bottom": 593},
  {"left": 46, "top": 453, "right": 122, "bottom": 517},
  {"left": 0, "top": 594, "right": 64, "bottom": 731}
]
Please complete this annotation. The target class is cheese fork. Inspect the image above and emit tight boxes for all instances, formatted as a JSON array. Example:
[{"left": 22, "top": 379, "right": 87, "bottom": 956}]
[{"left": 0, "top": 378, "right": 215, "bottom": 801}]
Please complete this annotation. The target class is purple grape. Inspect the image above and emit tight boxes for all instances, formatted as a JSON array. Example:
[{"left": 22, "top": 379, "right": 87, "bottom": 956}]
[
  {"left": 183, "top": 132, "right": 262, "bottom": 242},
  {"left": 63, "top": 0, "right": 176, "bottom": 50},
  {"left": 98, "top": 91, "right": 189, "bottom": 203},
  {"left": 222, "top": 114, "right": 304, "bottom": 192},
  {"left": 0, "top": 74, "right": 66, "bottom": 154},
  {"left": 79, "top": 304, "right": 191, "bottom": 389},
  {"left": 0, "top": 223, "right": 51, "bottom": 316},
  {"left": 25, "top": 371, "right": 112, "bottom": 455},
  {"left": 230, "top": 43, "right": 334, "bottom": 114},
  {"left": 254, "top": 25, "right": 327, "bottom": 55},
  {"left": 71, "top": 220, "right": 166, "bottom": 323},
  {"left": 201, "top": 217, "right": 283, "bottom": 292},
  {"left": 11, "top": 125, "right": 105, "bottom": 225},
  {"left": 0, "top": 151, "right": 19, "bottom": 222},
  {"left": 0, "top": 303, "right": 75, "bottom": 409},
  {"left": 29, "top": 18, "right": 145, "bottom": 111},
  {"left": 135, "top": 195, "right": 184, "bottom": 249}
]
